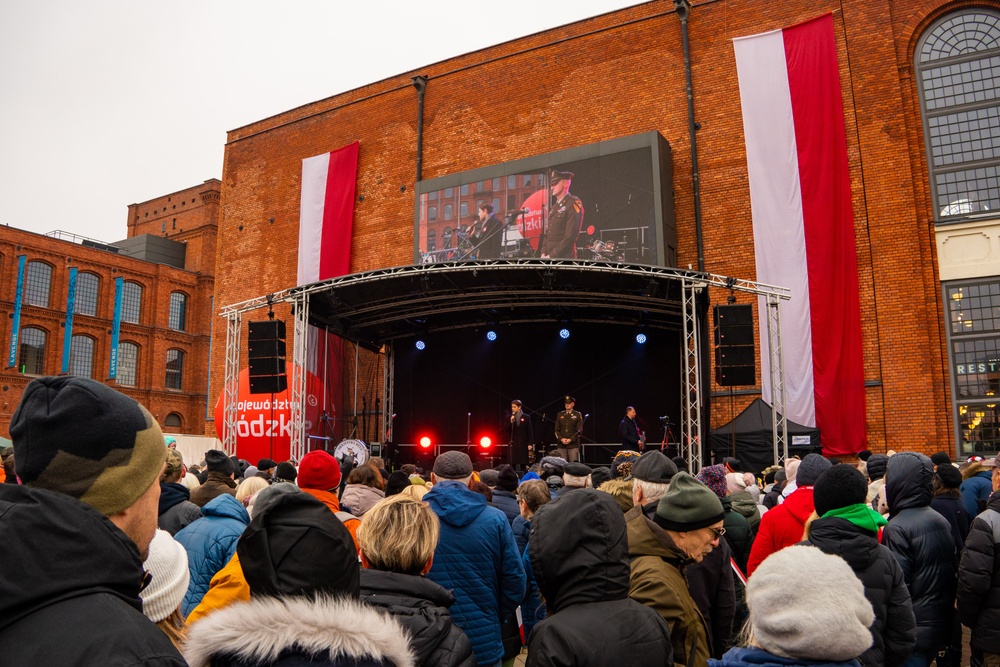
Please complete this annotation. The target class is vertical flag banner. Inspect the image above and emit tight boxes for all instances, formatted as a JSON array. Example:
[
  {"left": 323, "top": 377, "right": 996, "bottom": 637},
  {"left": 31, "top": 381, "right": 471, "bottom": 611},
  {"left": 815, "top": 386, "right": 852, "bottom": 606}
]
[
  {"left": 8, "top": 255, "right": 26, "bottom": 368},
  {"left": 297, "top": 141, "right": 360, "bottom": 286},
  {"left": 61, "top": 267, "right": 78, "bottom": 374},
  {"left": 109, "top": 277, "right": 123, "bottom": 379},
  {"left": 734, "top": 14, "right": 866, "bottom": 456}
]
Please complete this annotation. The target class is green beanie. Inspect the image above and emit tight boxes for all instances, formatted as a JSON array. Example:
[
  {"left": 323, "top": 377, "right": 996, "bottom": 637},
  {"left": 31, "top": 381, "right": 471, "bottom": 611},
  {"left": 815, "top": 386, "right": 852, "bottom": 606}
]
[{"left": 653, "top": 471, "right": 725, "bottom": 532}]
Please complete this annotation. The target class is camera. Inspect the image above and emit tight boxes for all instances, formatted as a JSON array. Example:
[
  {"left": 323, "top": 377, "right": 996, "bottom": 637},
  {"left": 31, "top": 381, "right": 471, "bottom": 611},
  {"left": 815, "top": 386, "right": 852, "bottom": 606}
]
[{"left": 659, "top": 415, "right": 671, "bottom": 426}]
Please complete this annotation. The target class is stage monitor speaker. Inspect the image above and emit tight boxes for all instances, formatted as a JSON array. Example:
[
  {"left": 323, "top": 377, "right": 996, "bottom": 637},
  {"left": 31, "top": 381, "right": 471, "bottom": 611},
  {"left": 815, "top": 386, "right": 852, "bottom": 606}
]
[
  {"left": 248, "top": 319, "right": 287, "bottom": 394},
  {"left": 714, "top": 304, "right": 755, "bottom": 387}
]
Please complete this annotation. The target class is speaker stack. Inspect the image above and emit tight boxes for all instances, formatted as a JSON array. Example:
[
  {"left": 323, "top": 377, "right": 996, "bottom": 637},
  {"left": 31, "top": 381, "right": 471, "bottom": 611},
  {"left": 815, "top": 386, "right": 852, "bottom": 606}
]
[
  {"left": 248, "top": 320, "right": 287, "bottom": 394},
  {"left": 713, "top": 305, "right": 755, "bottom": 387}
]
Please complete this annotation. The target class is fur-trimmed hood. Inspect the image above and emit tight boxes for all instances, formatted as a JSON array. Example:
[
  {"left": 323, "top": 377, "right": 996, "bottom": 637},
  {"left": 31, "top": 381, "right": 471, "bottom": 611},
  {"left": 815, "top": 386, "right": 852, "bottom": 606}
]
[{"left": 183, "top": 594, "right": 414, "bottom": 667}]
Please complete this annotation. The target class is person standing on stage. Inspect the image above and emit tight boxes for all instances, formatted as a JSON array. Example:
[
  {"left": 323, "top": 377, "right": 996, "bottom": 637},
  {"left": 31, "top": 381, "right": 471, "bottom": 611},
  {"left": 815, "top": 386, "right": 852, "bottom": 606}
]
[
  {"left": 474, "top": 202, "right": 505, "bottom": 259},
  {"left": 540, "top": 170, "right": 584, "bottom": 259},
  {"left": 554, "top": 395, "right": 583, "bottom": 463},
  {"left": 509, "top": 400, "right": 534, "bottom": 470},
  {"left": 619, "top": 406, "right": 644, "bottom": 451}
]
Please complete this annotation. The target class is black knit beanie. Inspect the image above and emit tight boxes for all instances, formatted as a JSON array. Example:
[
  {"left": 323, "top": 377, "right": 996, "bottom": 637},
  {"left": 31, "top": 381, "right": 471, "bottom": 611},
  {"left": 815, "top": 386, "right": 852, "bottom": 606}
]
[
  {"left": 813, "top": 464, "right": 867, "bottom": 516},
  {"left": 204, "top": 449, "right": 234, "bottom": 476}
]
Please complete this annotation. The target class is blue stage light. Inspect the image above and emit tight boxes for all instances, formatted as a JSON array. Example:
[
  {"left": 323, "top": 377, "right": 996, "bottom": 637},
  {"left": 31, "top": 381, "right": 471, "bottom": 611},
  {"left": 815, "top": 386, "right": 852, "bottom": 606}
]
[
  {"left": 559, "top": 328, "right": 570, "bottom": 339},
  {"left": 415, "top": 340, "right": 426, "bottom": 350},
  {"left": 636, "top": 333, "right": 647, "bottom": 344},
  {"left": 486, "top": 330, "right": 497, "bottom": 341}
]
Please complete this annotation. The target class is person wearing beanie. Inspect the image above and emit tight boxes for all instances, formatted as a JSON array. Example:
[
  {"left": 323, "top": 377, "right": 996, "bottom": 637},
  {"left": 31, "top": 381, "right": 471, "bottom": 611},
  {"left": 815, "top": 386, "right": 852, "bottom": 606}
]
[
  {"left": 726, "top": 472, "right": 762, "bottom": 531},
  {"left": 190, "top": 449, "right": 238, "bottom": 508},
  {"left": 931, "top": 462, "right": 971, "bottom": 553},
  {"left": 612, "top": 449, "right": 641, "bottom": 479},
  {"left": 527, "top": 489, "right": 673, "bottom": 666},
  {"left": 0, "top": 376, "right": 185, "bottom": 665},
  {"left": 628, "top": 472, "right": 726, "bottom": 664},
  {"left": 385, "top": 470, "right": 412, "bottom": 497},
  {"left": 883, "top": 452, "right": 959, "bottom": 663},
  {"left": 804, "top": 465, "right": 916, "bottom": 667},
  {"left": 711, "top": 545, "right": 875, "bottom": 666},
  {"left": 930, "top": 451, "right": 952, "bottom": 469},
  {"left": 747, "top": 454, "right": 830, "bottom": 576},
  {"left": 699, "top": 464, "right": 755, "bottom": 576},
  {"left": 425, "top": 451, "right": 526, "bottom": 666},
  {"left": 589, "top": 466, "right": 612, "bottom": 489},
  {"left": 866, "top": 453, "right": 890, "bottom": 513},
  {"left": 272, "top": 460, "right": 298, "bottom": 485},
  {"left": 159, "top": 448, "right": 203, "bottom": 536},
  {"left": 183, "top": 492, "right": 415, "bottom": 667},
  {"left": 142, "top": 529, "right": 192, "bottom": 649},
  {"left": 297, "top": 449, "right": 360, "bottom": 547},
  {"left": 492, "top": 465, "right": 521, "bottom": 525}
]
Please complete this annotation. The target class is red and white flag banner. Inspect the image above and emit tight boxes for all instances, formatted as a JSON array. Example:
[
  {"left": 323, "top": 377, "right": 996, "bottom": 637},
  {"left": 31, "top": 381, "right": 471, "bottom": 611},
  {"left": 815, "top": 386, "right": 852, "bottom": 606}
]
[
  {"left": 297, "top": 142, "right": 359, "bottom": 286},
  {"left": 733, "top": 14, "right": 866, "bottom": 457}
]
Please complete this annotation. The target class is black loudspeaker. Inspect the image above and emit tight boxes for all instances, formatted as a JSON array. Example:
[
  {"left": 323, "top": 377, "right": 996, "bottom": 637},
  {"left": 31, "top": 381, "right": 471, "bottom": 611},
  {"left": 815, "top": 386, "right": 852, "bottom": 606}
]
[
  {"left": 714, "top": 305, "right": 756, "bottom": 386},
  {"left": 248, "top": 320, "right": 287, "bottom": 394}
]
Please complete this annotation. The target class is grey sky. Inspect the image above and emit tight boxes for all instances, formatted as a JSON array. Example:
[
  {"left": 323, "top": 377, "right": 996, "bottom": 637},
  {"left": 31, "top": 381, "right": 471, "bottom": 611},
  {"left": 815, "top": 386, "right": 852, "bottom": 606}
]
[{"left": 0, "top": 1, "right": 638, "bottom": 244}]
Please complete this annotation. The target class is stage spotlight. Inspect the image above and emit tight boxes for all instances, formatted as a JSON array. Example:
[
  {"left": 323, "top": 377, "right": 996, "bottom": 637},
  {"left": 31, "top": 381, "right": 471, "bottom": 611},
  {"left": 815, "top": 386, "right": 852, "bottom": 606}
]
[
  {"left": 486, "top": 330, "right": 497, "bottom": 341},
  {"left": 415, "top": 340, "right": 426, "bottom": 350},
  {"left": 636, "top": 333, "right": 647, "bottom": 344},
  {"left": 559, "top": 328, "right": 570, "bottom": 339},
  {"left": 479, "top": 436, "right": 492, "bottom": 449},
  {"left": 419, "top": 436, "right": 432, "bottom": 449}
]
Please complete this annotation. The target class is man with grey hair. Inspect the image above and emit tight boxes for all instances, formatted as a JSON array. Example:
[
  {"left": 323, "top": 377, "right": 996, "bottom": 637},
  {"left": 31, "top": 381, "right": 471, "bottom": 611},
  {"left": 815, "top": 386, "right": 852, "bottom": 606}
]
[
  {"left": 563, "top": 462, "right": 593, "bottom": 490},
  {"left": 629, "top": 450, "right": 677, "bottom": 510},
  {"left": 425, "top": 450, "right": 526, "bottom": 667}
]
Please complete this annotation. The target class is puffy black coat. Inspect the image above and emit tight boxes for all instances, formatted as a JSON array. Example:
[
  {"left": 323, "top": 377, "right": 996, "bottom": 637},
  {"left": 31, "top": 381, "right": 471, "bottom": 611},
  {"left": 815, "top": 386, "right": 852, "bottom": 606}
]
[
  {"left": 957, "top": 490, "right": 1000, "bottom": 653},
  {"left": 806, "top": 516, "right": 916, "bottom": 666},
  {"left": 359, "top": 569, "right": 476, "bottom": 667},
  {"left": 687, "top": 529, "right": 737, "bottom": 658},
  {"left": 527, "top": 489, "right": 673, "bottom": 666},
  {"left": 883, "top": 452, "right": 958, "bottom": 653},
  {"left": 930, "top": 493, "right": 972, "bottom": 552}
]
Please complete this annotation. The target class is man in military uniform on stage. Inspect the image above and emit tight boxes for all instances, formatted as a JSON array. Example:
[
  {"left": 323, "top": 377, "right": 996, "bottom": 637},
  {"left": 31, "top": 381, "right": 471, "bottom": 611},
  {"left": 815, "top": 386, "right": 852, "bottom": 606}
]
[
  {"left": 554, "top": 395, "right": 584, "bottom": 463},
  {"left": 540, "top": 170, "right": 584, "bottom": 259}
]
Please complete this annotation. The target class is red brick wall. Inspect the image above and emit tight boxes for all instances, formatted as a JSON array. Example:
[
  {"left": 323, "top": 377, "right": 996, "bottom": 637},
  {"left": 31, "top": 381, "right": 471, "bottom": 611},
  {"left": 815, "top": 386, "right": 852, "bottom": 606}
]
[{"left": 210, "top": 0, "right": 999, "bottom": 455}]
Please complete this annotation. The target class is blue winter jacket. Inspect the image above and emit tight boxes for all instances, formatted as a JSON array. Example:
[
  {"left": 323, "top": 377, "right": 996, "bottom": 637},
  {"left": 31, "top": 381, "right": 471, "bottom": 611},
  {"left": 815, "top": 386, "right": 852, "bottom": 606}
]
[
  {"left": 709, "top": 647, "right": 863, "bottom": 667},
  {"left": 961, "top": 471, "right": 994, "bottom": 518},
  {"left": 426, "top": 480, "right": 526, "bottom": 666},
  {"left": 175, "top": 493, "right": 250, "bottom": 616},
  {"left": 491, "top": 489, "right": 520, "bottom": 525}
]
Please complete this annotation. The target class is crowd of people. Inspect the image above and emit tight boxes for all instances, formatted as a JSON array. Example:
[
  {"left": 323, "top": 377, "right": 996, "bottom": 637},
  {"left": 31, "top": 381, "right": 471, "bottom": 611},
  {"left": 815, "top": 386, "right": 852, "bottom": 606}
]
[{"left": 1, "top": 376, "right": 999, "bottom": 666}]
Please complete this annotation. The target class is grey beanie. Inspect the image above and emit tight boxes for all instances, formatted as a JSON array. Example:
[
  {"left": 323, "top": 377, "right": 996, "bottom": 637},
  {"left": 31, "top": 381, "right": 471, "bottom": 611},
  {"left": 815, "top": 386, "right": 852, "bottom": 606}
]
[
  {"left": 631, "top": 450, "right": 678, "bottom": 484},
  {"left": 747, "top": 545, "right": 874, "bottom": 661},
  {"left": 653, "top": 472, "right": 725, "bottom": 532},
  {"left": 795, "top": 453, "right": 832, "bottom": 487}
]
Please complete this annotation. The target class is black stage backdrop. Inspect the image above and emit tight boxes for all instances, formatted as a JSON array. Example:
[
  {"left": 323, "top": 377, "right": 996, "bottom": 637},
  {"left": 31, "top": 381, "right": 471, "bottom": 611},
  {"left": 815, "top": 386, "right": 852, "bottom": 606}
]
[{"left": 393, "top": 322, "right": 681, "bottom": 465}]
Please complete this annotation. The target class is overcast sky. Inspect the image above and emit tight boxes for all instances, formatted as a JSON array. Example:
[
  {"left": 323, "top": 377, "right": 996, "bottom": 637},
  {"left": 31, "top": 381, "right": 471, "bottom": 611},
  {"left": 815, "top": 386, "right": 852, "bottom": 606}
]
[{"left": 0, "top": 1, "right": 640, "bottom": 244}]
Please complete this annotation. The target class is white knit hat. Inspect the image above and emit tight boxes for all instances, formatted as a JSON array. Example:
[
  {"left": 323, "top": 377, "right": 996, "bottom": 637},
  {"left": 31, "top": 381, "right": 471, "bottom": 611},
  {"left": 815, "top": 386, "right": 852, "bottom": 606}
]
[
  {"left": 747, "top": 545, "right": 874, "bottom": 661},
  {"left": 140, "top": 529, "right": 190, "bottom": 622}
]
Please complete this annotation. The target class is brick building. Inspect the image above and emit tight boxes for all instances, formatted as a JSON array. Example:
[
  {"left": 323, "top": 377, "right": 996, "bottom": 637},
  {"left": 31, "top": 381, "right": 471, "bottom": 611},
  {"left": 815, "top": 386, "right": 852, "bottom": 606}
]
[
  {"left": 210, "top": 0, "right": 1000, "bottom": 458},
  {"left": 0, "top": 179, "right": 219, "bottom": 437}
]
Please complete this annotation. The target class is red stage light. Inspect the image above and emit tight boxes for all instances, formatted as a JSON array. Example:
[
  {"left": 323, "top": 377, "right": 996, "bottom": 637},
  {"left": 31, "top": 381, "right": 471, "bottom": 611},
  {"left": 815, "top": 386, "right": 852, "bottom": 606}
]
[
  {"left": 419, "top": 436, "right": 432, "bottom": 449},
  {"left": 479, "top": 436, "right": 492, "bottom": 449}
]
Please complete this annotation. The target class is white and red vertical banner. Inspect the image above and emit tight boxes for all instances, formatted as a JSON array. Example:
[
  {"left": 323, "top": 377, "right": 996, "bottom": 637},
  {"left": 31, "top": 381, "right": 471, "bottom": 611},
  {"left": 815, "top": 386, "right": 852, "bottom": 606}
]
[
  {"left": 297, "top": 141, "right": 359, "bottom": 286},
  {"left": 734, "top": 14, "right": 866, "bottom": 457}
]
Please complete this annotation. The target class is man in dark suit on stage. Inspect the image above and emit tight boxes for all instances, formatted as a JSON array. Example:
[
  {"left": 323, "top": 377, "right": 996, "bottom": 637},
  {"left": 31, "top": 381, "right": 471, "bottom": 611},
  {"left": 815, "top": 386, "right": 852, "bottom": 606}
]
[
  {"left": 619, "top": 406, "right": 644, "bottom": 451},
  {"left": 473, "top": 202, "right": 505, "bottom": 259},
  {"left": 509, "top": 399, "right": 534, "bottom": 470}
]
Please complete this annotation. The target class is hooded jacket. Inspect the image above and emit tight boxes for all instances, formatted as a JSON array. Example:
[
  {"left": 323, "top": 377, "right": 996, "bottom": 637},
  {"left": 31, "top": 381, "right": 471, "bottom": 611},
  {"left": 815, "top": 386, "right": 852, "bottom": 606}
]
[
  {"left": 425, "top": 480, "right": 525, "bottom": 666},
  {"left": 360, "top": 569, "right": 476, "bottom": 667},
  {"left": 805, "top": 516, "right": 916, "bottom": 666},
  {"left": 721, "top": 496, "right": 755, "bottom": 574},
  {"left": 340, "top": 483, "right": 385, "bottom": 516},
  {"left": 882, "top": 452, "right": 958, "bottom": 652},
  {"left": 175, "top": 492, "right": 251, "bottom": 616},
  {"left": 960, "top": 464, "right": 994, "bottom": 517},
  {"left": 0, "top": 485, "right": 186, "bottom": 665},
  {"left": 957, "top": 489, "right": 1000, "bottom": 653},
  {"left": 527, "top": 489, "right": 673, "bottom": 667},
  {"left": 728, "top": 490, "right": 761, "bottom": 535},
  {"left": 158, "top": 481, "right": 202, "bottom": 535},
  {"left": 625, "top": 502, "right": 710, "bottom": 666},
  {"left": 746, "top": 487, "right": 815, "bottom": 576},
  {"left": 182, "top": 594, "right": 414, "bottom": 667}
]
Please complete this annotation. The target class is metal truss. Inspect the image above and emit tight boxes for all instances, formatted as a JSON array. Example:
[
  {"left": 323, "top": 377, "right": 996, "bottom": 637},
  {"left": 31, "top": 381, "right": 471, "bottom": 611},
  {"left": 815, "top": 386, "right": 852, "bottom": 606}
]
[
  {"left": 765, "top": 293, "right": 789, "bottom": 463},
  {"left": 290, "top": 291, "right": 310, "bottom": 462},
  {"left": 382, "top": 342, "right": 394, "bottom": 445},
  {"left": 222, "top": 311, "right": 242, "bottom": 455},
  {"left": 681, "top": 277, "right": 704, "bottom": 472}
]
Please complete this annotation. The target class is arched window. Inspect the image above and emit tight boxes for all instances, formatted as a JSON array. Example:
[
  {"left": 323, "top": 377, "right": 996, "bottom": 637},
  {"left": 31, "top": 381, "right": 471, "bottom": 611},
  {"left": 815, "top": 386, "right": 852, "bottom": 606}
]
[
  {"left": 917, "top": 10, "right": 1000, "bottom": 220},
  {"left": 117, "top": 341, "right": 139, "bottom": 387},
  {"left": 18, "top": 327, "right": 46, "bottom": 375},
  {"left": 68, "top": 335, "right": 94, "bottom": 378},
  {"left": 444, "top": 204, "right": 453, "bottom": 221},
  {"left": 122, "top": 281, "right": 143, "bottom": 324},
  {"left": 164, "top": 413, "right": 183, "bottom": 429},
  {"left": 75, "top": 272, "right": 99, "bottom": 316},
  {"left": 428, "top": 206, "right": 437, "bottom": 221},
  {"left": 165, "top": 349, "right": 185, "bottom": 390},
  {"left": 427, "top": 229, "right": 437, "bottom": 252},
  {"left": 169, "top": 292, "right": 187, "bottom": 331},
  {"left": 24, "top": 262, "right": 52, "bottom": 307}
]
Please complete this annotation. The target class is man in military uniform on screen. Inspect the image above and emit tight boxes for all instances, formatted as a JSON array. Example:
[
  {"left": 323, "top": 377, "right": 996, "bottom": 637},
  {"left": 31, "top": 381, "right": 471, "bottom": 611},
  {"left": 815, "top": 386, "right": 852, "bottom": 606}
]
[
  {"left": 540, "top": 170, "right": 584, "bottom": 259},
  {"left": 554, "top": 395, "right": 584, "bottom": 463}
]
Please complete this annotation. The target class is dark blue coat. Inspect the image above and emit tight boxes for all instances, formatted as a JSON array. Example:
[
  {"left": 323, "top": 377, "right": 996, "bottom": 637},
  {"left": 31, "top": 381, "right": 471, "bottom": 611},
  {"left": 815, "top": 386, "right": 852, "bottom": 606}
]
[
  {"left": 961, "top": 470, "right": 994, "bottom": 517},
  {"left": 710, "top": 647, "right": 862, "bottom": 667},
  {"left": 426, "top": 480, "right": 525, "bottom": 666},
  {"left": 175, "top": 493, "right": 250, "bottom": 616},
  {"left": 491, "top": 489, "right": 520, "bottom": 526}
]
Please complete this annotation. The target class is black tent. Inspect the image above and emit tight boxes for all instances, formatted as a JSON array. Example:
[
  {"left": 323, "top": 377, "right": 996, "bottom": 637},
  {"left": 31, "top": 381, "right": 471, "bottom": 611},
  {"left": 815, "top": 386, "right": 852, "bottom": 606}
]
[{"left": 709, "top": 398, "right": 821, "bottom": 473}]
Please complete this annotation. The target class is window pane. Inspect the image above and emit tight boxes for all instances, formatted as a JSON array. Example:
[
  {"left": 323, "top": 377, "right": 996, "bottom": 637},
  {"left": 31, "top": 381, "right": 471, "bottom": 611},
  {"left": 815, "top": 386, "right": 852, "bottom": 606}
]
[
  {"left": 444, "top": 204, "right": 453, "bottom": 221},
  {"left": 460, "top": 184, "right": 469, "bottom": 195},
  {"left": 460, "top": 201, "right": 469, "bottom": 218},
  {"left": 69, "top": 336, "right": 94, "bottom": 378},
  {"left": 169, "top": 292, "right": 187, "bottom": 331},
  {"left": 122, "top": 282, "right": 143, "bottom": 324},
  {"left": 18, "top": 328, "right": 46, "bottom": 375},
  {"left": 165, "top": 349, "right": 184, "bottom": 390},
  {"left": 428, "top": 206, "right": 437, "bottom": 221},
  {"left": 164, "top": 413, "right": 182, "bottom": 428},
  {"left": 24, "top": 262, "right": 52, "bottom": 307},
  {"left": 920, "top": 12, "right": 1000, "bottom": 63},
  {"left": 118, "top": 342, "right": 139, "bottom": 387},
  {"left": 75, "top": 273, "right": 99, "bottom": 316}
]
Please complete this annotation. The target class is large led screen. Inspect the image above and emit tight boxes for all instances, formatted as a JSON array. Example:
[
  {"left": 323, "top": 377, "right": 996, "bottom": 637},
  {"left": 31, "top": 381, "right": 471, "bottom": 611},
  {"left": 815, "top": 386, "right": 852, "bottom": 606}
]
[{"left": 414, "top": 132, "right": 675, "bottom": 267}]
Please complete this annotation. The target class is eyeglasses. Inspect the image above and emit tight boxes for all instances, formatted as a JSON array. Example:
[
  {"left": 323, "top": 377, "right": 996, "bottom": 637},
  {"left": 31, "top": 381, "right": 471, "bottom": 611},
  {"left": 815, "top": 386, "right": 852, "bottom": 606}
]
[{"left": 708, "top": 526, "right": 726, "bottom": 539}]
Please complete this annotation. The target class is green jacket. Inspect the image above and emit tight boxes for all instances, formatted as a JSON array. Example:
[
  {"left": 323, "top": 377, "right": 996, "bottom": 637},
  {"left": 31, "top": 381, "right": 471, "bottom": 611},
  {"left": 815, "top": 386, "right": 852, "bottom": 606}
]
[{"left": 625, "top": 504, "right": 711, "bottom": 667}]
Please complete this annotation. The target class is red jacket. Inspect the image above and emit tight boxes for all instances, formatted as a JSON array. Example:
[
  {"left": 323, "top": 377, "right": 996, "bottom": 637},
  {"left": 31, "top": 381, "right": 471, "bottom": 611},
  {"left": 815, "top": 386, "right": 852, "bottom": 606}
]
[{"left": 746, "top": 487, "right": 816, "bottom": 576}]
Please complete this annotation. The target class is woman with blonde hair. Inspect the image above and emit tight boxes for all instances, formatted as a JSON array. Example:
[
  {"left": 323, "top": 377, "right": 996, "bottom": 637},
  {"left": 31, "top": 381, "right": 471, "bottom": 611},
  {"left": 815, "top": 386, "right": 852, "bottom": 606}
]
[
  {"left": 357, "top": 495, "right": 475, "bottom": 667},
  {"left": 235, "top": 475, "right": 268, "bottom": 506},
  {"left": 398, "top": 483, "right": 429, "bottom": 501},
  {"left": 141, "top": 530, "right": 190, "bottom": 649}
]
